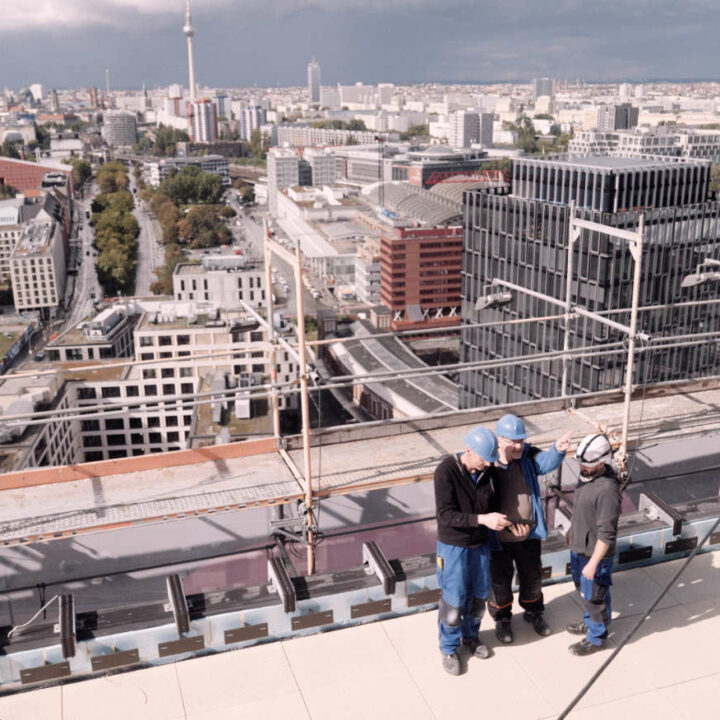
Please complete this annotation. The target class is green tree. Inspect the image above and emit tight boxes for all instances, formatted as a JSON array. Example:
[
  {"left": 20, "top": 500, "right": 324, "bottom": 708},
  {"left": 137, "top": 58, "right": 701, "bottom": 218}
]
[
  {"left": 399, "top": 124, "right": 430, "bottom": 141},
  {"left": 249, "top": 129, "right": 269, "bottom": 161},
  {"left": 151, "top": 243, "right": 184, "bottom": 295},
  {"left": 0, "top": 184, "right": 18, "bottom": 199},
  {"left": 0, "top": 140, "right": 21, "bottom": 159},
  {"left": 68, "top": 158, "right": 92, "bottom": 186}
]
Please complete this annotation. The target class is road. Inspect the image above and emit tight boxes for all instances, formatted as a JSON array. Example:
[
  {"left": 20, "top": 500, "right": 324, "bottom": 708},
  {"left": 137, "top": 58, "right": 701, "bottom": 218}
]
[
  {"left": 131, "top": 175, "right": 163, "bottom": 297},
  {"left": 60, "top": 186, "right": 103, "bottom": 334}
]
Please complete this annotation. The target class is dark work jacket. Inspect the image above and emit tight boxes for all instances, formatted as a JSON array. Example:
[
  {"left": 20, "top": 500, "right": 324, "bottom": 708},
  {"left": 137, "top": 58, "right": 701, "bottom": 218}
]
[
  {"left": 569, "top": 466, "right": 623, "bottom": 558},
  {"left": 434, "top": 454, "right": 498, "bottom": 548}
]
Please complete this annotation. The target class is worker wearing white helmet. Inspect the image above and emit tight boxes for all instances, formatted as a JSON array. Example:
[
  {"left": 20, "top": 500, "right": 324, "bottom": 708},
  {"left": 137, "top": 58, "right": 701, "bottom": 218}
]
[{"left": 566, "top": 433, "right": 623, "bottom": 656}]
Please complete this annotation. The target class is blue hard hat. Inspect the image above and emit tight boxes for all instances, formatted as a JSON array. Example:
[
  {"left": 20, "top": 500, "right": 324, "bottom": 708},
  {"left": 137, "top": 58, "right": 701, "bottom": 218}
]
[
  {"left": 463, "top": 426, "right": 499, "bottom": 463},
  {"left": 495, "top": 414, "right": 529, "bottom": 440}
]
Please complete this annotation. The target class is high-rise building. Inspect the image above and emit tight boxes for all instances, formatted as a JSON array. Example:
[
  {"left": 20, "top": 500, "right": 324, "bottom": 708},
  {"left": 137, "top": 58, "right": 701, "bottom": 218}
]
[
  {"left": 377, "top": 83, "right": 394, "bottom": 106},
  {"left": 267, "top": 148, "right": 299, "bottom": 216},
  {"left": 10, "top": 219, "right": 65, "bottom": 315},
  {"left": 460, "top": 156, "right": 720, "bottom": 408},
  {"left": 102, "top": 110, "right": 138, "bottom": 146},
  {"left": 449, "top": 112, "right": 494, "bottom": 149},
  {"left": 49, "top": 89, "right": 60, "bottom": 113},
  {"left": 188, "top": 99, "right": 217, "bottom": 142},
  {"left": 532, "top": 77, "right": 554, "bottom": 101},
  {"left": 597, "top": 103, "right": 639, "bottom": 132},
  {"left": 89, "top": 86, "right": 99, "bottom": 109},
  {"left": 236, "top": 105, "right": 267, "bottom": 141},
  {"left": 307, "top": 57, "right": 321, "bottom": 104},
  {"left": 303, "top": 148, "right": 336, "bottom": 186}
]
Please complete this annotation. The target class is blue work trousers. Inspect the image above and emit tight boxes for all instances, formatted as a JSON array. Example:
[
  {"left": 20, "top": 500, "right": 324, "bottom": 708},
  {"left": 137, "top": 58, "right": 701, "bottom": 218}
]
[
  {"left": 570, "top": 552, "right": 614, "bottom": 646},
  {"left": 436, "top": 540, "right": 491, "bottom": 655}
]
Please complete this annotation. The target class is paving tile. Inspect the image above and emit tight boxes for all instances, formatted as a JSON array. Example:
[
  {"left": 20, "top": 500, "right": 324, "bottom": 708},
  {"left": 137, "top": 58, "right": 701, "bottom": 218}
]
[
  {"left": 600, "top": 602, "right": 712, "bottom": 690},
  {"left": 642, "top": 551, "right": 720, "bottom": 604},
  {"left": 649, "top": 671, "right": 720, "bottom": 719},
  {"left": 176, "top": 643, "right": 298, "bottom": 715},
  {"left": 300, "top": 666, "right": 434, "bottom": 720},
  {"left": 539, "top": 687, "right": 691, "bottom": 720},
  {"left": 282, "top": 622, "right": 405, "bottom": 690},
  {"left": 606, "top": 563, "right": 684, "bottom": 618},
  {"left": 379, "top": 609, "right": 439, "bottom": 667},
  {"left": 186, "top": 690, "right": 310, "bottom": 720},
  {"left": 407, "top": 649, "right": 554, "bottom": 720},
  {"left": 61, "top": 664, "right": 185, "bottom": 720},
  {"left": 0, "top": 686, "right": 61, "bottom": 720}
]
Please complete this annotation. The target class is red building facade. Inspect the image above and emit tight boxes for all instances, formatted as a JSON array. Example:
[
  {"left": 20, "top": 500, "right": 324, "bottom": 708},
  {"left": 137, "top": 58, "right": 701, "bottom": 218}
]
[
  {"left": 0, "top": 158, "right": 74, "bottom": 197},
  {"left": 380, "top": 225, "right": 463, "bottom": 332}
]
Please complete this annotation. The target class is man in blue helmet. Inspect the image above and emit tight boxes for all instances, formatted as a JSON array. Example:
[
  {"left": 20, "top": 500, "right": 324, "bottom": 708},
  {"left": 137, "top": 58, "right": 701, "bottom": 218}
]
[
  {"left": 488, "top": 414, "right": 572, "bottom": 644},
  {"left": 434, "top": 425, "right": 512, "bottom": 675}
]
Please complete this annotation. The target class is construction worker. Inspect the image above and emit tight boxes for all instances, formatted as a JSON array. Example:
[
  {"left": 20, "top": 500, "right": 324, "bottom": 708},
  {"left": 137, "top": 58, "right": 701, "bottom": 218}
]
[
  {"left": 566, "top": 433, "right": 623, "bottom": 656},
  {"left": 488, "top": 414, "right": 572, "bottom": 643},
  {"left": 434, "top": 426, "right": 511, "bottom": 675}
]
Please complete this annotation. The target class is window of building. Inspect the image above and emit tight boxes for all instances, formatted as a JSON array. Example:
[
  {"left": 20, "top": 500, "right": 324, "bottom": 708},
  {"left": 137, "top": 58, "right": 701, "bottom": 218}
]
[
  {"left": 250, "top": 331, "right": 263, "bottom": 342},
  {"left": 158, "top": 336, "right": 172, "bottom": 346},
  {"left": 131, "top": 433, "right": 143, "bottom": 444},
  {"left": 166, "top": 416, "right": 178, "bottom": 426},
  {"left": 181, "top": 383, "right": 193, "bottom": 394},
  {"left": 143, "top": 369, "right": 156, "bottom": 379},
  {"left": 77, "top": 387, "right": 96, "bottom": 400},
  {"left": 82, "top": 435, "right": 102, "bottom": 447},
  {"left": 167, "top": 431, "right": 180, "bottom": 442},
  {"left": 148, "top": 432, "right": 162, "bottom": 444},
  {"left": 161, "top": 368, "right": 174, "bottom": 378},
  {"left": 162, "top": 383, "right": 175, "bottom": 395},
  {"left": 84, "top": 451, "right": 103, "bottom": 462},
  {"left": 160, "top": 352, "right": 172, "bottom": 359},
  {"left": 139, "top": 336, "right": 153, "bottom": 347},
  {"left": 147, "top": 416, "right": 160, "bottom": 428},
  {"left": 102, "top": 386, "right": 121, "bottom": 398},
  {"left": 81, "top": 420, "right": 100, "bottom": 432},
  {"left": 132, "top": 449, "right": 144, "bottom": 456},
  {"left": 177, "top": 335, "right": 190, "bottom": 345},
  {"left": 179, "top": 367, "right": 192, "bottom": 377},
  {"left": 108, "top": 450, "right": 126, "bottom": 459},
  {"left": 105, "top": 418, "right": 125, "bottom": 431},
  {"left": 145, "top": 384, "right": 158, "bottom": 396},
  {"left": 129, "top": 417, "right": 143, "bottom": 429},
  {"left": 184, "top": 415, "right": 192, "bottom": 426},
  {"left": 141, "top": 353, "right": 153, "bottom": 361},
  {"left": 127, "top": 385, "right": 139, "bottom": 397},
  {"left": 107, "top": 434, "right": 126, "bottom": 446}
]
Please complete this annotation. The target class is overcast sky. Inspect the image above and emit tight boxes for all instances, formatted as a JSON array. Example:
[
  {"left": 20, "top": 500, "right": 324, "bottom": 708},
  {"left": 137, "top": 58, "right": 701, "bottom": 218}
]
[{"left": 1, "top": 0, "right": 718, "bottom": 91}]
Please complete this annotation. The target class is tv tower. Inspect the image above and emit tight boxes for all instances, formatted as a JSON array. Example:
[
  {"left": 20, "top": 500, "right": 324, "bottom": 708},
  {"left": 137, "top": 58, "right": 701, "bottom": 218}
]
[{"left": 183, "top": 0, "right": 197, "bottom": 101}]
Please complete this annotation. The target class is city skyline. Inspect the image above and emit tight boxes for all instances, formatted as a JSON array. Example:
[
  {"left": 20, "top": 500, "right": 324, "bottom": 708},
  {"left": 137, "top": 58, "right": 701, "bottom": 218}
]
[{"left": 1, "top": 0, "right": 720, "bottom": 90}]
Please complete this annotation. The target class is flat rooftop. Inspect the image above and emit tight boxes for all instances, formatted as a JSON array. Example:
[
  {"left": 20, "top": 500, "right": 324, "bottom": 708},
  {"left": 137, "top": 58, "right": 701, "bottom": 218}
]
[
  {"left": 2, "top": 380, "right": 720, "bottom": 544},
  {"left": 525, "top": 155, "right": 708, "bottom": 171},
  {"left": 2, "top": 552, "right": 717, "bottom": 718}
]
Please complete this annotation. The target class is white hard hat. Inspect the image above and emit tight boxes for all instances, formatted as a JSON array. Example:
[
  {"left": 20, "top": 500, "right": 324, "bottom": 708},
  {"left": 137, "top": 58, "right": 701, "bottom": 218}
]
[{"left": 575, "top": 434, "right": 612, "bottom": 466}]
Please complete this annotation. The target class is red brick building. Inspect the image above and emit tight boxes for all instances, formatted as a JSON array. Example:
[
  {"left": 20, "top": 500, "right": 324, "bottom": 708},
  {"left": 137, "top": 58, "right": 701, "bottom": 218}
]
[
  {"left": 380, "top": 226, "right": 463, "bottom": 332},
  {"left": 0, "top": 157, "right": 74, "bottom": 197}
]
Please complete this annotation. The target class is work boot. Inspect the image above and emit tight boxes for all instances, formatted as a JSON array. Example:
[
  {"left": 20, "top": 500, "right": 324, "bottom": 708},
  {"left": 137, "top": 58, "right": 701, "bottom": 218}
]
[
  {"left": 462, "top": 637, "right": 491, "bottom": 659},
  {"left": 495, "top": 619, "right": 513, "bottom": 644},
  {"left": 523, "top": 611, "right": 551, "bottom": 636},
  {"left": 442, "top": 652, "right": 462, "bottom": 675},
  {"left": 566, "top": 621, "right": 589, "bottom": 636},
  {"left": 568, "top": 638, "right": 604, "bottom": 656}
]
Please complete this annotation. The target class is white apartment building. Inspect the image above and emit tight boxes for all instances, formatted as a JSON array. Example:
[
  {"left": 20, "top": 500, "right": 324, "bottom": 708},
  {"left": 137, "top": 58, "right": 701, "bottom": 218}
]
[
  {"left": 102, "top": 110, "right": 138, "bottom": 146},
  {"left": 173, "top": 258, "right": 266, "bottom": 309},
  {"left": 10, "top": 219, "right": 65, "bottom": 314},
  {"left": 304, "top": 148, "right": 337, "bottom": 186},
  {"left": 144, "top": 155, "right": 230, "bottom": 186},
  {"left": 188, "top": 99, "right": 218, "bottom": 142},
  {"left": 0, "top": 199, "right": 26, "bottom": 281},
  {"left": 268, "top": 148, "right": 300, "bottom": 216},
  {"left": 354, "top": 238, "right": 381, "bottom": 304}
]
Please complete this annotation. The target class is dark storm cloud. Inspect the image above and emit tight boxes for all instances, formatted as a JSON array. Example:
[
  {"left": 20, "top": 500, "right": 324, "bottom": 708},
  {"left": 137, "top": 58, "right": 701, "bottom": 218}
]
[{"left": 0, "top": 0, "right": 717, "bottom": 89}]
